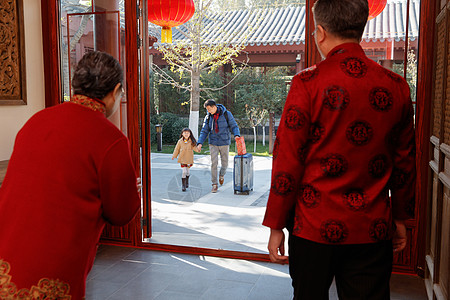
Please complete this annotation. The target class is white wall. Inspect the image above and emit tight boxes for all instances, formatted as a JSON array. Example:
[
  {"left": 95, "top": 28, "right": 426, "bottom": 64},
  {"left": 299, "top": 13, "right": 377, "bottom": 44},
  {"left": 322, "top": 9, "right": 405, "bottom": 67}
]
[{"left": 0, "top": 0, "right": 45, "bottom": 161}]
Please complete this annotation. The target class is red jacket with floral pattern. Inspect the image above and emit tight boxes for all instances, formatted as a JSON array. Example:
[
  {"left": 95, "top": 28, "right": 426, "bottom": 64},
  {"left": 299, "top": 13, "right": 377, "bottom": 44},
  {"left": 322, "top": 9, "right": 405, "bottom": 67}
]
[{"left": 263, "top": 43, "right": 415, "bottom": 244}]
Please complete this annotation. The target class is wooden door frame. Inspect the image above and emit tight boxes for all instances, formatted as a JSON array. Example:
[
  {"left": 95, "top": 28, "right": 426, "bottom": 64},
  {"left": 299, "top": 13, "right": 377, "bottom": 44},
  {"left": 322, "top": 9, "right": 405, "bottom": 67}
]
[
  {"left": 424, "top": 2, "right": 450, "bottom": 298},
  {"left": 132, "top": 0, "right": 272, "bottom": 261},
  {"left": 305, "top": 0, "right": 321, "bottom": 68},
  {"left": 134, "top": 0, "right": 318, "bottom": 263},
  {"left": 41, "top": 0, "right": 141, "bottom": 246},
  {"left": 123, "top": 0, "right": 142, "bottom": 247},
  {"left": 138, "top": 0, "right": 152, "bottom": 240},
  {"left": 39, "top": 0, "right": 271, "bottom": 262},
  {"left": 414, "top": 0, "right": 437, "bottom": 277},
  {"left": 41, "top": 0, "right": 61, "bottom": 108},
  {"left": 40, "top": 0, "right": 435, "bottom": 267}
]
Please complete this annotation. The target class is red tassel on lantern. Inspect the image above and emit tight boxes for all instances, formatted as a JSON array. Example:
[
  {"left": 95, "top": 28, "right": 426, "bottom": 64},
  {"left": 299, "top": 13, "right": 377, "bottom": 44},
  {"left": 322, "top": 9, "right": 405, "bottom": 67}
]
[
  {"left": 368, "top": 0, "right": 387, "bottom": 20},
  {"left": 148, "top": 0, "right": 195, "bottom": 43}
]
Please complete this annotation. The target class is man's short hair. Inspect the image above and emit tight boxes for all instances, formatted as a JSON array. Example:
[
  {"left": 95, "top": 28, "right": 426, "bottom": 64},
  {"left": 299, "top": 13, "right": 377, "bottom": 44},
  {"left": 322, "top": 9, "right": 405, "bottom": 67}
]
[
  {"left": 204, "top": 99, "right": 217, "bottom": 108},
  {"left": 313, "top": 0, "right": 369, "bottom": 41}
]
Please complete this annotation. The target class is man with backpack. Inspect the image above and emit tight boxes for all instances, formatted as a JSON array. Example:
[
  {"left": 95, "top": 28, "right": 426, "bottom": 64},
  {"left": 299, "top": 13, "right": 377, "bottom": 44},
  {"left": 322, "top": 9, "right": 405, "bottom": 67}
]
[{"left": 197, "top": 99, "right": 240, "bottom": 193}]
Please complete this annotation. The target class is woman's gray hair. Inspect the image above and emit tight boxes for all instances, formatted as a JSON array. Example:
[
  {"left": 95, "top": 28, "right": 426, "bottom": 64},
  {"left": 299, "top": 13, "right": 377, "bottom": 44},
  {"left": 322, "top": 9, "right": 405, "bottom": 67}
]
[
  {"left": 312, "top": 0, "right": 369, "bottom": 40},
  {"left": 72, "top": 51, "right": 123, "bottom": 100}
]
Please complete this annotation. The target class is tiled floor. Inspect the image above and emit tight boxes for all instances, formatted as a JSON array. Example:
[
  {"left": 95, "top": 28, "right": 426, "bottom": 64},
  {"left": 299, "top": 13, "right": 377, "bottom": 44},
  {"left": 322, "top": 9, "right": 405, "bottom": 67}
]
[{"left": 86, "top": 245, "right": 428, "bottom": 300}]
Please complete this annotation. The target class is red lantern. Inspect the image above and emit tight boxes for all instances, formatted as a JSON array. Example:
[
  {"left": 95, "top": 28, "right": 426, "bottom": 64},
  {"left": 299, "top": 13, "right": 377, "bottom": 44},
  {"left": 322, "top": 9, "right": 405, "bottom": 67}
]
[
  {"left": 368, "top": 0, "right": 387, "bottom": 20},
  {"left": 148, "top": 0, "right": 195, "bottom": 43}
]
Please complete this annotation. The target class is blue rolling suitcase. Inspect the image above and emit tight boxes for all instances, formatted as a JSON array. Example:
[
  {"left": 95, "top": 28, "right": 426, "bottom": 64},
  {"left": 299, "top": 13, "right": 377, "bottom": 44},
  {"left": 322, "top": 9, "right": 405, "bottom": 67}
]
[{"left": 233, "top": 153, "right": 254, "bottom": 195}]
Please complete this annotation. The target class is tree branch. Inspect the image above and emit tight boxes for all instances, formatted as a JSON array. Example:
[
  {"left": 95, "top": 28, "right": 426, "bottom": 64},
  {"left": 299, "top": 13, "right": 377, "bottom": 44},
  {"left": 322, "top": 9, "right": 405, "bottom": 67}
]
[
  {"left": 200, "top": 54, "right": 250, "bottom": 91},
  {"left": 175, "top": 29, "right": 190, "bottom": 40},
  {"left": 159, "top": 46, "right": 193, "bottom": 71},
  {"left": 151, "top": 64, "right": 192, "bottom": 92}
]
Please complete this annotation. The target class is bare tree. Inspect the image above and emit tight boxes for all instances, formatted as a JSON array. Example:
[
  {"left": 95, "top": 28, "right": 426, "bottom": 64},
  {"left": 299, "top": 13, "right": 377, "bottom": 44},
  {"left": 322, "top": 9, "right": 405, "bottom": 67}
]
[
  {"left": 234, "top": 67, "right": 287, "bottom": 153},
  {"left": 152, "top": 0, "right": 263, "bottom": 139},
  {"left": 212, "top": 0, "right": 305, "bottom": 10},
  {"left": 245, "top": 104, "right": 268, "bottom": 153}
]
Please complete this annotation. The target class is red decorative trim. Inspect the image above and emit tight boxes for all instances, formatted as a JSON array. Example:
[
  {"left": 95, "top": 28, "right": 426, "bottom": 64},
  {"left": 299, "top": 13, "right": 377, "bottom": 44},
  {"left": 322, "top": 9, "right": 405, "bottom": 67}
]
[
  {"left": 0, "top": 259, "right": 72, "bottom": 299},
  {"left": 70, "top": 95, "right": 106, "bottom": 115}
]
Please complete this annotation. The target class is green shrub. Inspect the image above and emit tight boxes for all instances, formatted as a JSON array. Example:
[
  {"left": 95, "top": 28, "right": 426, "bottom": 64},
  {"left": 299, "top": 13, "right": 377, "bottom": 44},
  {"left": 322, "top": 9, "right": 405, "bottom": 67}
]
[
  {"left": 150, "top": 112, "right": 189, "bottom": 144},
  {"left": 150, "top": 123, "right": 156, "bottom": 144}
]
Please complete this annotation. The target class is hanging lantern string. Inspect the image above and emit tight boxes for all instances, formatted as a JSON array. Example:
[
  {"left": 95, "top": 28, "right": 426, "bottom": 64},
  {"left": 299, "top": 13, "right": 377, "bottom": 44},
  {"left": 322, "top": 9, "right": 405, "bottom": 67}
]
[{"left": 161, "top": 27, "right": 173, "bottom": 44}]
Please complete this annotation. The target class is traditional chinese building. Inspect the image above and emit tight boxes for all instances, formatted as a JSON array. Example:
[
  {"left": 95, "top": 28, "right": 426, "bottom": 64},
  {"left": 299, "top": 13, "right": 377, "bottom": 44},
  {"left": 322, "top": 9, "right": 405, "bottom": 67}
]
[{"left": 0, "top": 1, "right": 448, "bottom": 299}]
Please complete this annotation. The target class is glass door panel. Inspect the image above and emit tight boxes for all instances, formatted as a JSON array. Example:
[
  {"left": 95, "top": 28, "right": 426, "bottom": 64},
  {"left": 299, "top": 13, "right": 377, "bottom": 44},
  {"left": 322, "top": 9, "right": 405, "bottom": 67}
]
[
  {"left": 59, "top": 0, "right": 139, "bottom": 244},
  {"left": 142, "top": 1, "right": 423, "bottom": 269},
  {"left": 142, "top": 3, "right": 271, "bottom": 256},
  {"left": 138, "top": 0, "right": 152, "bottom": 239},
  {"left": 66, "top": 11, "right": 125, "bottom": 131}
]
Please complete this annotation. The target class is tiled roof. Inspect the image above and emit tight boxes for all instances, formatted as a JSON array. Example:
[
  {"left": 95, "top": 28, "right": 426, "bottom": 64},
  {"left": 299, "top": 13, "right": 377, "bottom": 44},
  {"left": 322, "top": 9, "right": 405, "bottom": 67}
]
[
  {"left": 167, "top": 6, "right": 306, "bottom": 46},
  {"left": 363, "top": 0, "right": 420, "bottom": 42},
  {"left": 62, "top": 0, "right": 419, "bottom": 46},
  {"left": 153, "top": 0, "right": 419, "bottom": 46}
]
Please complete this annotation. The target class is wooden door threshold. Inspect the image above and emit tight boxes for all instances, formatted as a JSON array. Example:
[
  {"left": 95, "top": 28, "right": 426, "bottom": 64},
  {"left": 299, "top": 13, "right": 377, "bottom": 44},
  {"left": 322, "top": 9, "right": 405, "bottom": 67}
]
[{"left": 100, "top": 240, "right": 271, "bottom": 262}]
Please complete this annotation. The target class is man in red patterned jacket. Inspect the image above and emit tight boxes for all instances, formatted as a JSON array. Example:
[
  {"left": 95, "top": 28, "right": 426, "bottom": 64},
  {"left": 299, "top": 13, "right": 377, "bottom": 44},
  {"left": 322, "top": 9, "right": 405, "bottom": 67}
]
[{"left": 263, "top": 0, "right": 416, "bottom": 299}]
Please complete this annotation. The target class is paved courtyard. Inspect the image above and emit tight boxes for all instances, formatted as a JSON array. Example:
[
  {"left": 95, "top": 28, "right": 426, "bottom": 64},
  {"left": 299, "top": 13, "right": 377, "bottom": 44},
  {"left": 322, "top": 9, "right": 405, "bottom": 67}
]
[{"left": 148, "top": 153, "right": 273, "bottom": 253}]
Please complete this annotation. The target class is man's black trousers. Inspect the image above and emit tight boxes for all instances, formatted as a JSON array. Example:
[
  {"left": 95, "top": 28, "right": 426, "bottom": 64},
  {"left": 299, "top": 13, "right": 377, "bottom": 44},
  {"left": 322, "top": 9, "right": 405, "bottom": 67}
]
[{"left": 288, "top": 235, "right": 393, "bottom": 300}]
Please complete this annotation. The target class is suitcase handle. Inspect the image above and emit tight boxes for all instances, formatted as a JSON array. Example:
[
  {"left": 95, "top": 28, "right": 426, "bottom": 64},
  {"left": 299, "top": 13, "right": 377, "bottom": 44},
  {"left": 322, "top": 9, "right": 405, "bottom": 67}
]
[{"left": 240, "top": 157, "right": 244, "bottom": 192}]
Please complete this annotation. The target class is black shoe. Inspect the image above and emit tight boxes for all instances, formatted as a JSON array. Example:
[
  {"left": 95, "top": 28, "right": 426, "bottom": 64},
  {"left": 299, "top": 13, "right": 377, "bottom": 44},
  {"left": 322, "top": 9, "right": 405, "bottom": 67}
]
[
  {"left": 182, "top": 178, "right": 186, "bottom": 192},
  {"left": 186, "top": 175, "right": 190, "bottom": 188}
]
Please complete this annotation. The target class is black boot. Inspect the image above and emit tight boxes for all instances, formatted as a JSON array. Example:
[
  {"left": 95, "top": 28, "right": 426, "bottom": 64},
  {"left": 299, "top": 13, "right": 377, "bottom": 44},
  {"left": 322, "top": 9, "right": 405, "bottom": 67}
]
[
  {"left": 182, "top": 177, "right": 186, "bottom": 192},
  {"left": 186, "top": 175, "right": 190, "bottom": 188}
]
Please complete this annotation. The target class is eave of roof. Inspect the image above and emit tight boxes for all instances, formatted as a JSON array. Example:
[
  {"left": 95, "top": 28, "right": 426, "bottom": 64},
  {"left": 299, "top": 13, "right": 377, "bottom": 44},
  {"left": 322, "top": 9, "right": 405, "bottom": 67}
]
[
  {"left": 150, "top": 0, "right": 419, "bottom": 48},
  {"left": 61, "top": 0, "right": 420, "bottom": 47}
]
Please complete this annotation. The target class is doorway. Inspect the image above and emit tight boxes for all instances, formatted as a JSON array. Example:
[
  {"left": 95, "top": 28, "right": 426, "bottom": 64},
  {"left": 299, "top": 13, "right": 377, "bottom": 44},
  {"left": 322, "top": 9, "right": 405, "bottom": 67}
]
[
  {"left": 53, "top": 0, "right": 272, "bottom": 259},
  {"left": 138, "top": 0, "right": 272, "bottom": 257},
  {"left": 44, "top": 0, "right": 426, "bottom": 269}
]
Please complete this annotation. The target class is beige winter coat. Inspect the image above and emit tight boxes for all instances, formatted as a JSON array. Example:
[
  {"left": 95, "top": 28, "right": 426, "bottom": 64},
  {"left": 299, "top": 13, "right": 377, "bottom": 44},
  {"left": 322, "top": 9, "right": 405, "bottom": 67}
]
[{"left": 172, "top": 138, "right": 199, "bottom": 164}]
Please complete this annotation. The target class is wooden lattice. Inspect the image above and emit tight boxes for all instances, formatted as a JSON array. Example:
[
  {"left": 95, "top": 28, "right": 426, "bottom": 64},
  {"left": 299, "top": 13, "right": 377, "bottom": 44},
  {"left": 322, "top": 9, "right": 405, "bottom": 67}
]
[
  {"left": 445, "top": 24, "right": 450, "bottom": 145},
  {"left": 433, "top": 18, "right": 446, "bottom": 139},
  {"left": 0, "top": 0, "right": 26, "bottom": 104}
]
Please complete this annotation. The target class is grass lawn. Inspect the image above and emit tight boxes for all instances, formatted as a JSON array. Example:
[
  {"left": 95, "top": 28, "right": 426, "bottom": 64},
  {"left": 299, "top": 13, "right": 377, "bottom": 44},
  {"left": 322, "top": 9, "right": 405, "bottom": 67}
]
[{"left": 151, "top": 141, "right": 273, "bottom": 157}]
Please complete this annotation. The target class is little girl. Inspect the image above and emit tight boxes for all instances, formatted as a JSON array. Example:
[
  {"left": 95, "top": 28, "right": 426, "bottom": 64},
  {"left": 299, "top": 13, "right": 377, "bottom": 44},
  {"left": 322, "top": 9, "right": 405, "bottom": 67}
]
[{"left": 172, "top": 128, "right": 200, "bottom": 191}]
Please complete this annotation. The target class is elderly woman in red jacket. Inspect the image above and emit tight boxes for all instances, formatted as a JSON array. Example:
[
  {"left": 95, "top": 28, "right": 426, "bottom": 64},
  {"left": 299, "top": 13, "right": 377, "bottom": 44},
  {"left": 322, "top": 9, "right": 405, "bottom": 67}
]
[{"left": 0, "top": 51, "right": 140, "bottom": 300}]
